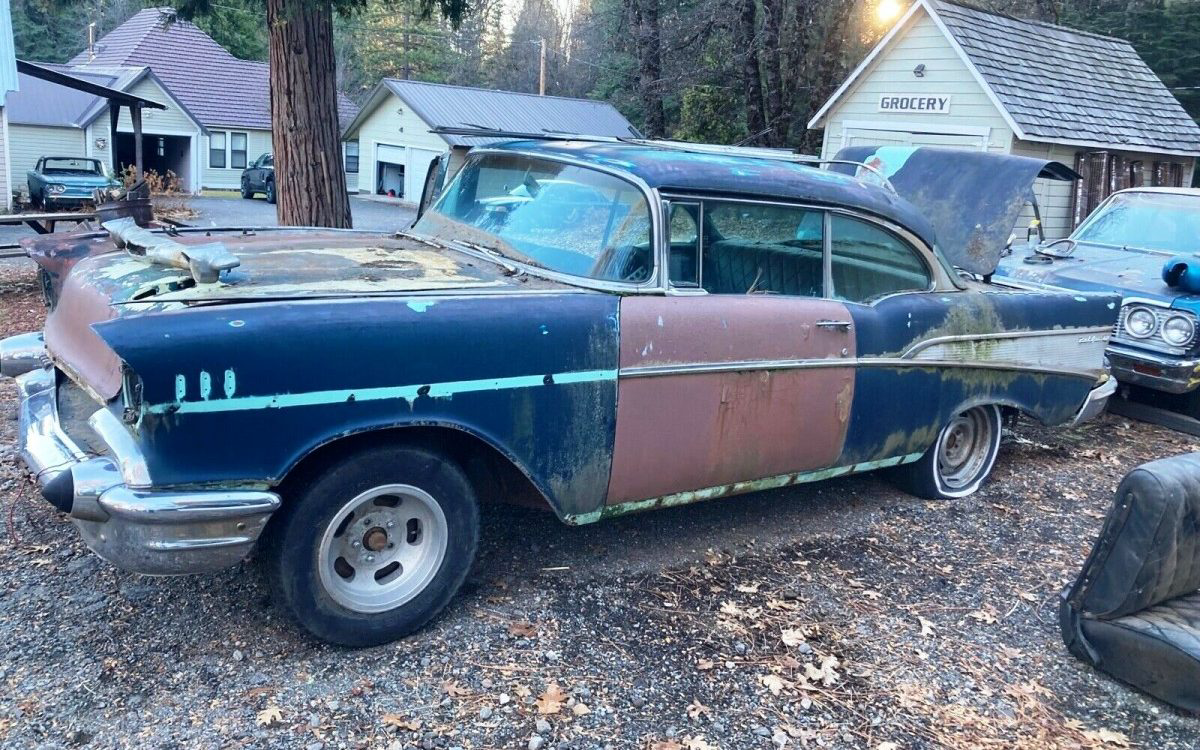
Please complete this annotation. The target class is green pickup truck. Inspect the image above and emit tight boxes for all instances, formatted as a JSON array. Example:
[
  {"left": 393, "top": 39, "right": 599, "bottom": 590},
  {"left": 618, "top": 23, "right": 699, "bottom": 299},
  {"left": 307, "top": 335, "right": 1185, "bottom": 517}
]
[{"left": 27, "top": 156, "right": 121, "bottom": 208}]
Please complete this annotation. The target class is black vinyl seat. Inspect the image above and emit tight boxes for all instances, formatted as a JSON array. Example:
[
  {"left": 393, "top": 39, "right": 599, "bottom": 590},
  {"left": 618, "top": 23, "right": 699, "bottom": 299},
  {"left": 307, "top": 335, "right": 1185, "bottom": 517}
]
[
  {"left": 701, "top": 240, "right": 822, "bottom": 296},
  {"left": 1060, "top": 452, "right": 1200, "bottom": 713}
]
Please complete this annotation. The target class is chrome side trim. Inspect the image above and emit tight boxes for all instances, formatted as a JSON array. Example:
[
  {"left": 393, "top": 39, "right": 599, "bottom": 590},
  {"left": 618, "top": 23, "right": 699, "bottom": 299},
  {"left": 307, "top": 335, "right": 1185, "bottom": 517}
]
[
  {"left": 564, "top": 452, "right": 925, "bottom": 525},
  {"left": 619, "top": 356, "right": 1102, "bottom": 381},
  {"left": 88, "top": 407, "right": 152, "bottom": 488},
  {"left": 899, "top": 326, "right": 1113, "bottom": 358}
]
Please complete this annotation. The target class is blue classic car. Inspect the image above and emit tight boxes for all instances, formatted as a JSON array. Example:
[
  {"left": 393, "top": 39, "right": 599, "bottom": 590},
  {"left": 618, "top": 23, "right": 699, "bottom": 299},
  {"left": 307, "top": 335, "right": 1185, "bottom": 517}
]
[
  {"left": 1, "top": 140, "right": 1117, "bottom": 645},
  {"left": 994, "top": 187, "right": 1200, "bottom": 413},
  {"left": 27, "top": 156, "right": 121, "bottom": 208}
]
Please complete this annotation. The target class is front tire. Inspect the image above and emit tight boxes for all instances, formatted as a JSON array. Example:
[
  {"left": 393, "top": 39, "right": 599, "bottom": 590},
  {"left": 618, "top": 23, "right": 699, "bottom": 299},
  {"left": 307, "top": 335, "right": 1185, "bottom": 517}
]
[
  {"left": 240, "top": 178, "right": 254, "bottom": 199},
  {"left": 262, "top": 444, "right": 479, "bottom": 646},
  {"left": 889, "top": 404, "right": 1002, "bottom": 500}
]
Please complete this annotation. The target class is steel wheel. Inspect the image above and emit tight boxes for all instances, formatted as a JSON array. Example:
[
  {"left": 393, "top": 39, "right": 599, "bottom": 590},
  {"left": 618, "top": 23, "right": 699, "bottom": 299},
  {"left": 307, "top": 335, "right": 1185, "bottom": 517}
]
[
  {"left": 934, "top": 405, "right": 1001, "bottom": 496},
  {"left": 317, "top": 483, "right": 449, "bottom": 614}
]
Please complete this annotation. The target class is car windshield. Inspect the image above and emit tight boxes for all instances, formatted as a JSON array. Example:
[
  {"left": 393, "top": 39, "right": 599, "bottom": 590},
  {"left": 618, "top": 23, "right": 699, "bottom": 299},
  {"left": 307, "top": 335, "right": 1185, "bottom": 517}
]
[
  {"left": 413, "top": 152, "right": 654, "bottom": 282},
  {"left": 42, "top": 158, "right": 107, "bottom": 177},
  {"left": 1074, "top": 191, "right": 1200, "bottom": 253}
]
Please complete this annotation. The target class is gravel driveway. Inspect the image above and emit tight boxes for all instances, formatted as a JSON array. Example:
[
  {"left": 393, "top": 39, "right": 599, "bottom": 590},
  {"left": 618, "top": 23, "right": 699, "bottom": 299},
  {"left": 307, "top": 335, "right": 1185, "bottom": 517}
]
[{"left": 2, "top": 260, "right": 1199, "bottom": 749}]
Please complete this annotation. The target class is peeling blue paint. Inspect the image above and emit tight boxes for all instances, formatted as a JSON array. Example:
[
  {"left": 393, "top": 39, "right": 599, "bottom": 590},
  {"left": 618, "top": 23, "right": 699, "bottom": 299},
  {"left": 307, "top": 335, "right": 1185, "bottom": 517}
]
[
  {"left": 149, "top": 368, "right": 618, "bottom": 415},
  {"left": 406, "top": 300, "right": 436, "bottom": 313}
]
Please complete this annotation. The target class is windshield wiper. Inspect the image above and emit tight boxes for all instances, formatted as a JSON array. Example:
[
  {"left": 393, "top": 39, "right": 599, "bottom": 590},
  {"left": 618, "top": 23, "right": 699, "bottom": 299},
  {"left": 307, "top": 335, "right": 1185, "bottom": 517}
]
[
  {"left": 397, "top": 230, "right": 526, "bottom": 276},
  {"left": 451, "top": 239, "right": 531, "bottom": 276}
]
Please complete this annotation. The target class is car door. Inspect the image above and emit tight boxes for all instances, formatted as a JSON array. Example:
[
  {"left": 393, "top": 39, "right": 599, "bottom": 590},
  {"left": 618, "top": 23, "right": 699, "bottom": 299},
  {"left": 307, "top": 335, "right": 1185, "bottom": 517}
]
[{"left": 605, "top": 198, "right": 859, "bottom": 506}]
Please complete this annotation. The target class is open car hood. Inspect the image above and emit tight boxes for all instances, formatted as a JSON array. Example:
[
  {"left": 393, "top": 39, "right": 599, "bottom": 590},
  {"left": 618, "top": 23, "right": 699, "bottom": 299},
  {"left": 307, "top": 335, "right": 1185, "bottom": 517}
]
[{"left": 831, "top": 146, "right": 1079, "bottom": 276}]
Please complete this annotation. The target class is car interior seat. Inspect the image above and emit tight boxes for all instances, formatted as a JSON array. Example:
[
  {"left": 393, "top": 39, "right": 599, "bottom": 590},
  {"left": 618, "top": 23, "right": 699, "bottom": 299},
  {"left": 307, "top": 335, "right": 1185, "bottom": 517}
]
[{"left": 1060, "top": 451, "right": 1200, "bottom": 713}]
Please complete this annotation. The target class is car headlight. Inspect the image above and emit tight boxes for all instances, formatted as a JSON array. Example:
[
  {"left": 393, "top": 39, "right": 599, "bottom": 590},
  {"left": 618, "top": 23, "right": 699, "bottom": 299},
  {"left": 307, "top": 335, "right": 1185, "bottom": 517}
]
[
  {"left": 1124, "top": 307, "right": 1157, "bottom": 338},
  {"left": 1162, "top": 314, "right": 1195, "bottom": 346},
  {"left": 47, "top": 184, "right": 67, "bottom": 194}
]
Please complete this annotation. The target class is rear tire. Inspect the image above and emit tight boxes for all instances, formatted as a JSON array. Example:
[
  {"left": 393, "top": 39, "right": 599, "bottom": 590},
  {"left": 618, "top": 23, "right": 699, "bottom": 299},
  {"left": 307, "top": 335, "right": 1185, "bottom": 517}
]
[
  {"left": 888, "top": 404, "right": 1002, "bottom": 500},
  {"left": 262, "top": 444, "right": 479, "bottom": 647},
  {"left": 265, "top": 179, "right": 276, "bottom": 204}
]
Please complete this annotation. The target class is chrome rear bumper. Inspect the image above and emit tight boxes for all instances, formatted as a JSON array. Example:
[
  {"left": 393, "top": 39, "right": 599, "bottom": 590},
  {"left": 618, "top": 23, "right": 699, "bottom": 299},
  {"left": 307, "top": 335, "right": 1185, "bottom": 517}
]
[{"left": 7, "top": 352, "right": 280, "bottom": 575}]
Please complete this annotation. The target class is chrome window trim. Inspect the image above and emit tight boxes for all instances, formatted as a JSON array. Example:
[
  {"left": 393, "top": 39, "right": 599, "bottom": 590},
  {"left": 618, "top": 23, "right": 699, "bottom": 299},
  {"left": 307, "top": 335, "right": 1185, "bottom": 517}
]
[
  {"left": 656, "top": 192, "right": 950, "bottom": 300},
  {"left": 434, "top": 148, "right": 668, "bottom": 295}
]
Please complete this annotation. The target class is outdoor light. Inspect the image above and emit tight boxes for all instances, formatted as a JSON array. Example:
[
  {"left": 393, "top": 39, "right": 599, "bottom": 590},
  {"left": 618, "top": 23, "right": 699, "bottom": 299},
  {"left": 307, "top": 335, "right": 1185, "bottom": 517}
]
[
  {"left": 1162, "top": 314, "right": 1195, "bottom": 346},
  {"left": 1124, "top": 306, "right": 1157, "bottom": 338},
  {"left": 913, "top": 64, "right": 926, "bottom": 78}
]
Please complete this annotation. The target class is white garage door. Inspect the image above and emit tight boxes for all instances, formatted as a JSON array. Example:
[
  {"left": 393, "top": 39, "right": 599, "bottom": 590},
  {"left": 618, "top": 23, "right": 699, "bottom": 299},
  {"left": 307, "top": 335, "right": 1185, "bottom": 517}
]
[
  {"left": 843, "top": 127, "right": 986, "bottom": 151},
  {"left": 374, "top": 144, "right": 443, "bottom": 201},
  {"left": 406, "top": 148, "right": 441, "bottom": 202}
]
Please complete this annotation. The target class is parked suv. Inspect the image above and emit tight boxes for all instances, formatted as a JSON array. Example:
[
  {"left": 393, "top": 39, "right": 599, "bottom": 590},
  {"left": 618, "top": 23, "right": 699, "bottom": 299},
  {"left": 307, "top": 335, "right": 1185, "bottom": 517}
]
[{"left": 240, "top": 152, "right": 275, "bottom": 204}]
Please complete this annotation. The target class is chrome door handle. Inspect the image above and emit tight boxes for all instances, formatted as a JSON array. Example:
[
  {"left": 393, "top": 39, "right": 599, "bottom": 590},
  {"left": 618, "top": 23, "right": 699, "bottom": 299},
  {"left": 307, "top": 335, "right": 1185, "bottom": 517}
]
[{"left": 816, "top": 319, "right": 853, "bottom": 330}]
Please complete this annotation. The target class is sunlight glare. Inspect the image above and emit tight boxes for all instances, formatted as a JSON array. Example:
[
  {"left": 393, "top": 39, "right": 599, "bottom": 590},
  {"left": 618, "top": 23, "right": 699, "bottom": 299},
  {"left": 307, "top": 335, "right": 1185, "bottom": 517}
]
[{"left": 877, "top": 0, "right": 904, "bottom": 24}]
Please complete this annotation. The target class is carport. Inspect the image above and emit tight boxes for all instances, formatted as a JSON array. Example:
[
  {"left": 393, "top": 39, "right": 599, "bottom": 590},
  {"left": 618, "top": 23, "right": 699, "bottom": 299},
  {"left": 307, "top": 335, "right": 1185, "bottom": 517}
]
[{"left": 16, "top": 59, "right": 166, "bottom": 181}]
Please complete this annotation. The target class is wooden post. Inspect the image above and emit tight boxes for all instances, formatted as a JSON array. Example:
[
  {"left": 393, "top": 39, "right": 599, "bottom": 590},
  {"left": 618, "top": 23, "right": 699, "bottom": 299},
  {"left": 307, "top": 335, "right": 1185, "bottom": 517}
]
[
  {"left": 539, "top": 38, "right": 547, "bottom": 96},
  {"left": 109, "top": 103, "right": 120, "bottom": 176},
  {"left": 131, "top": 103, "right": 144, "bottom": 180}
]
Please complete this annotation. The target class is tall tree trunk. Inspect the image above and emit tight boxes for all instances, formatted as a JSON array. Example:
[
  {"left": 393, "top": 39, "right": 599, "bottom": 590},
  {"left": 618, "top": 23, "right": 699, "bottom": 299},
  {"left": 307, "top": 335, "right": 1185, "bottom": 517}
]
[
  {"left": 266, "top": 0, "right": 352, "bottom": 228},
  {"left": 737, "top": 0, "right": 766, "bottom": 142},
  {"left": 761, "top": 0, "right": 787, "bottom": 146},
  {"left": 629, "top": 0, "right": 665, "bottom": 137}
]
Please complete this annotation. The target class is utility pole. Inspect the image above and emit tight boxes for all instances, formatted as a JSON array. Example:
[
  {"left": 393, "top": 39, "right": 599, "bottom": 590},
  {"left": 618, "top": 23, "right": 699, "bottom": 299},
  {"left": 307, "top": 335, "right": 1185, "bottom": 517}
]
[{"left": 538, "top": 38, "right": 546, "bottom": 96}]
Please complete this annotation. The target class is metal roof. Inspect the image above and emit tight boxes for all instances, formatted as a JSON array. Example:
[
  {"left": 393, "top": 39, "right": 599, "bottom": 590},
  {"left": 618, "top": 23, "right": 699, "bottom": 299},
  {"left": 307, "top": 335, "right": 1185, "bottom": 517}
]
[
  {"left": 345, "top": 79, "right": 638, "bottom": 145},
  {"left": 931, "top": 0, "right": 1200, "bottom": 156},
  {"left": 67, "top": 8, "right": 358, "bottom": 130},
  {"left": 6, "top": 63, "right": 160, "bottom": 127}
]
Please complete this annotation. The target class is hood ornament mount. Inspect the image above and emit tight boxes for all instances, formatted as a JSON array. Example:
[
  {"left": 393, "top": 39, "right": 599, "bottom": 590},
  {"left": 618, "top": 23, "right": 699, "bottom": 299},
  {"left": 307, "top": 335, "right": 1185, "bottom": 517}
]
[{"left": 103, "top": 217, "right": 240, "bottom": 283}]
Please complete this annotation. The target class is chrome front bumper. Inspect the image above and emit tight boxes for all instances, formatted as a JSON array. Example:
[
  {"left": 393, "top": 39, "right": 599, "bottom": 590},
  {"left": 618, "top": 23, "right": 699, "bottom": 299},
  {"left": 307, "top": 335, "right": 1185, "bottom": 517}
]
[
  {"left": 1068, "top": 375, "right": 1118, "bottom": 428},
  {"left": 6, "top": 340, "right": 280, "bottom": 575},
  {"left": 1106, "top": 344, "right": 1200, "bottom": 395}
]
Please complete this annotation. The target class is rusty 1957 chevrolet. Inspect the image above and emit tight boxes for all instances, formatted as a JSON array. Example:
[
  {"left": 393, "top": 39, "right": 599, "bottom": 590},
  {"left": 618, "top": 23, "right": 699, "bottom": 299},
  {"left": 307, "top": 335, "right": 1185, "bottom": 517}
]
[{"left": 0, "top": 140, "right": 1118, "bottom": 645}]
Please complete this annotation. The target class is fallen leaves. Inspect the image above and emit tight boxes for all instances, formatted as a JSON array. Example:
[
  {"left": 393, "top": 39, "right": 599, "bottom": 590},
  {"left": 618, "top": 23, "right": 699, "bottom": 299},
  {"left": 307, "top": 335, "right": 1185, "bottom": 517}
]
[
  {"left": 803, "top": 655, "right": 840, "bottom": 687},
  {"left": 780, "top": 628, "right": 807, "bottom": 647},
  {"left": 535, "top": 683, "right": 568, "bottom": 714},
  {"left": 1082, "top": 728, "right": 1130, "bottom": 747},
  {"left": 382, "top": 714, "right": 422, "bottom": 732},
  {"left": 442, "top": 680, "right": 471, "bottom": 698},
  {"left": 255, "top": 706, "right": 283, "bottom": 727},
  {"left": 686, "top": 699, "right": 711, "bottom": 720},
  {"left": 917, "top": 616, "right": 937, "bottom": 637},
  {"left": 507, "top": 620, "right": 538, "bottom": 638}
]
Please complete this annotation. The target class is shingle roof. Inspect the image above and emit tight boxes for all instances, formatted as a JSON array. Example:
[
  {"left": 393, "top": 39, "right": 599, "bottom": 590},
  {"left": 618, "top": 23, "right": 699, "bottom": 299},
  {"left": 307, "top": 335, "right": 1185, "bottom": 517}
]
[
  {"left": 68, "top": 8, "right": 357, "bottom": 131},
  {"left": 374, "top": 79, "right": 637, "bottom": 146},
  {"left": 930, "top": 0, "right": 1200, "bottom": 155},
  {"left": 7, "top": 65, "right": 146, "bottom": 127}
]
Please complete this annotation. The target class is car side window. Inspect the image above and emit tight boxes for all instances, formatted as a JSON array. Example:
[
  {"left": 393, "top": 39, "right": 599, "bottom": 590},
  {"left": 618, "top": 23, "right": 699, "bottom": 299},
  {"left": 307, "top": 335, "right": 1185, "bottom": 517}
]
[
  {"left": 699, "top": 201, "right": 825, "bottom": 297},
  {"left": 668, "top": 203, "right": 701, "bottom": 288},
  {"left": 830, "top": 214, "right": 931, "bottom": 303}
]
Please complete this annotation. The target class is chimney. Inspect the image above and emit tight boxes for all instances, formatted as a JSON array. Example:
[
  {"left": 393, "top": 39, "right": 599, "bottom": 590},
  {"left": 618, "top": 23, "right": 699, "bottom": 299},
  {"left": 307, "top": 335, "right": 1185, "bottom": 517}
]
[{"left": 87, "top": 22, "right": 96, "bottom": 61}]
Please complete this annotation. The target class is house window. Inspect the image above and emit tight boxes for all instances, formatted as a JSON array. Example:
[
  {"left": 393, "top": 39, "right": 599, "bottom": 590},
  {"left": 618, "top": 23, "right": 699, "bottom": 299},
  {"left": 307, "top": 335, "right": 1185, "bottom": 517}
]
[
  {"left": 231, "top": 132, "right": 248, "bottom": 169},
  {"left": 209, "top": 131, "right": 226, "bottom": 168},
  {"left": 345, "top": 141, "right": 359, "bottom": 173}
]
